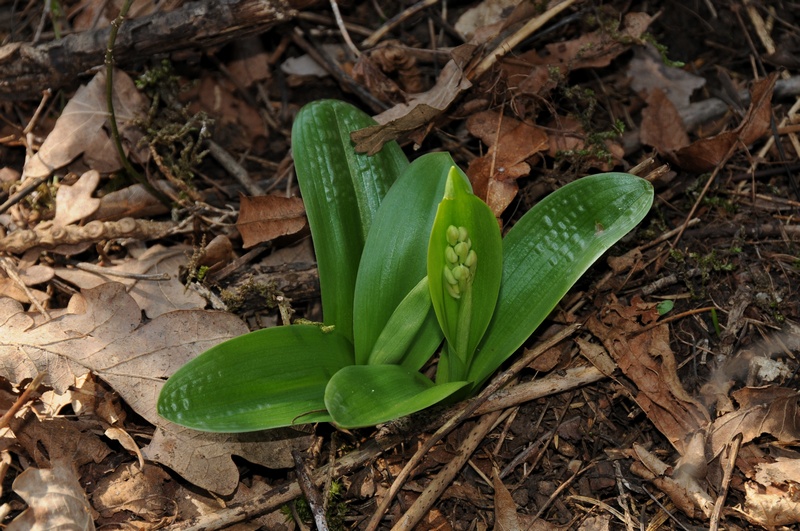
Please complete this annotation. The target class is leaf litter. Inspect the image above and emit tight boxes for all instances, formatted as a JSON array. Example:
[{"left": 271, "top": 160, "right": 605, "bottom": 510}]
[{"left": 2, "top": 0, "right": 800, "bottom": 529}]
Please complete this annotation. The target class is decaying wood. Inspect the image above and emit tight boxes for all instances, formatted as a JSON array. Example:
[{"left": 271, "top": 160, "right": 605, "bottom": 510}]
[
  {"left": 0, "top": 0, "right": 313, "bottom": 100},
  {"left": 221, "top": 262, "right": 320, "bottom": 313}
]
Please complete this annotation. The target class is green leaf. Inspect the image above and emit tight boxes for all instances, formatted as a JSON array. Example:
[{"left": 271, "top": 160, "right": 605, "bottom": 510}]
[
  {"left": 467, "top": 173, "right": 654, "bottom": 389},
  {"left": 353, "top": 152, "right": 454, "bottom": 366},
  {"left": 157, "top": 325, "right": 355, "bottom": 432},
  {"left": 367, "top": 276, "right": 433, "bottom": 365},
  {"left": 324, "top": 364, "right": 468, "bottom": 428},
  {"left": 292, "top": 100, "right": 408, "bottom": 342},
  {"left": 427, "top": 167, "right": 502, "bottom": 381}
]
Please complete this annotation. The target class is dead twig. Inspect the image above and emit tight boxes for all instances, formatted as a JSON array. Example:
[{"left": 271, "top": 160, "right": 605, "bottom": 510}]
[
  {"left": 292, "top": 449, "right": 330, "bottom": 531},
  {"left": 0, "top": 256, "right": 50, "bottom": 318},
  {"left": 0, "top": 372, "right": 46, "bottom": 431},
  {"left": 361, "top": 0, "right": 439, "bottom": 49},
  {"left": 390, "top": 410, "right": 503, "bottom": 531},
  {"left": 364, "top": 323, "right": 581, "bottom": 531}
]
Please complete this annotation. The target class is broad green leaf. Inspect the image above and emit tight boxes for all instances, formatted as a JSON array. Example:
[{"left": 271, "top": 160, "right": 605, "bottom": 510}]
[
  {"left": 467, "top": 173, "right": 654, "bottom": 389},
  {"left": 428, "top": 167, "right": 502, "bottom": 381},
  {"left": 353, "top": 152, "right": 454, "bottom": 365},
  {"left": 324, "top": 364, "right": 468, "bottom": 428},
  {"left": 157, "top": 325, "right": 355, "bottom": 432},
  {"left": 292, "top": 100, "right": 408, "bottom": 342},
  {"left": 368, "top": 276, "right": 432, "bottom": 365}
]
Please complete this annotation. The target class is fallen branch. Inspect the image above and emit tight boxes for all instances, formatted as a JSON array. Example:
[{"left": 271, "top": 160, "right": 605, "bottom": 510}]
[
  {"left": 0, "top": 218, "right": 174, "bottom": 253},
  {"left": 0, "top": 0, "right": 312, "bottom": 100}
]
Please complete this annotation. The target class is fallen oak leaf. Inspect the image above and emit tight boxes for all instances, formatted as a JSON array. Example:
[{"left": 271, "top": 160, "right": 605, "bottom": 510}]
[
  {"left": 0, "top": 283, "right": 312, "bottom": 494},
  {"left": 54, "top": 245, "right": 205, "bottom": 318},
  {"left": 6, "top": 460, "right": 95, "bottom": 531},
  {"left": 352, "top": 58, "right": 472, "bottom": 155},
  {"left": 587, "top": 297, "right": 710, "bottom": 455},
  {"left": 22, "top": 69, "right": 147, "bottom": 179},
  {"left": 53, "top": 170, "right": 101, "bottom": 227},
  {"left": 466, "top": 111, "right": 549, "bottom": 217},
  {"left": 669, "top": 72, "right": 779, "bottom": 173},
  {"left": 707, "top": 386, "right": 800, "bottom": 459},
  {"left": 237, "top": 193, "right": 307, "bottom": 248}
]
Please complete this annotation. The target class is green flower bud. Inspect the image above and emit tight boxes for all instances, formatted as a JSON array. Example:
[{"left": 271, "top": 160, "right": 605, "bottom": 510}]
[
  {"left": 446, "top": 225, "right": 459, "bottom": 246},
  {"left": 445, "top": 246, "right": 459, "bottom": 264},
  {"left": 464, "top": 249, "right": 477, "bottom": 269},
  {"left": 454, "top": 241, "right": 469, "bottom": 261},
  {"left": 443, "top": 266, "right": 458, "bottom": 285},
  {"left": 452, "top": 264, "right": 469, "bottom": 281},
  {"left": 445, "top": 282, "right": 461, "bottom": 299},
  {"left": 458, "top": 226, "right": 469, "bottom": 243}
]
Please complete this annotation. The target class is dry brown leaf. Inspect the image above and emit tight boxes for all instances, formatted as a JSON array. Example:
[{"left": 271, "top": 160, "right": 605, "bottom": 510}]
[
  {"left": 353, "top": 54, "right": 406, "bottom": 104},
  {"left": 739, "top": 480, "right": 800, "bottom": 526},
  {"left": 0, "top": 283, "right": 311, "bottom": 493},
  {"left": 10, "top": 415, "right": 111, "bottom": 470},
  {"left": 352, "top": 58, "right": 473, "bottom": 155},
  {"left": 90, "top": 183, "right": 171, "bottom": 221},
  {"left": 632, "top": 440, "right": 713, "bottom": 520},
  {"left": 466, "top": 111, "right": 548, "bottom": 217},
  {"left": 92, "top": 463, "right": 173, "bottom": 521},
  {"left": 493, "top": 471, "right": 521, "bottom": 531},
  {"left": 577, "top": 515, "right": 611, "bottom": 531},
  {"left": 23, "top": 69, "right": 148, "bottom": 179},
  {"left": 640, "top": 88, "right": 690, "bottom": 153},
  {"left": 53, "top": 170, "right": 101, "bottom": 227},
  {"left": 587, "top": 297, "right": 710, "bottom": 455},
  {"left": 513, "top": 13, "right": 653, "bottom": 98},
  {"left": 707, "top": 386, "right": 800, "bottom": 459},
  {"left": 227, "top": 36, "right": 271, "bottom": 88},
  {"left": 670, "top": 72, "right": 778, "bottom": 172},
  {"left": 755, "top": 458, "right": 800, "bottom": 486},
  {"left": 7, "top": 460, "right": 95, "bottom": 531},
  {"left": 237, "top": 194, "right": 307, "bottom": 248},
  {"left": 556, "top": 12, "right": 653, "bottom": 70},
  {"left": 55, "top": 244, "right": 205, "bottom": 318},
  {"left": 628, "top": 44, "right": 706, "bottom": 110},
  {"left": 547, "top": 115, "right": 623, "bottom": 171},
  {"left": 454, "top": 0, "right": 521, "bottom": 40}
]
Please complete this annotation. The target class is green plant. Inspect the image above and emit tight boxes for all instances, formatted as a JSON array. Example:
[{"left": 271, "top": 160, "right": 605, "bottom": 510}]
[{"left": 157, "top": 100, "right": 653, "bottom": 430}]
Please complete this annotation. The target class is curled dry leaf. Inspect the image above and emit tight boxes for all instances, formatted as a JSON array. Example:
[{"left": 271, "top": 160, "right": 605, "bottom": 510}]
[
  {"left": 53, "top": 170, "right": 101, "bottom": 227},
  {"left": 640, "top": 88, "right": 690, "bottom": 154},
  {"left": 0, "top": 283, "right": 311, "bottom": 493},
  {"left": 493, "top": 472, "right": 521, "bottom": 531},
  {"left": 669, "top": 72, "right": 779, "bottom": 172},
  {"left": 7, "top": 460, "right": 95, "bottom": 531},
  {"left": 509, "top": 12, "right": 653, "bottom": 98},
  {"left": 740, "top": 480, "right": 800, "bottom": 527},
  {"left": 23, "top": 69, "right": 148, "bottom": 179},
  {"left": 628, "top": 44, "right": 706, "bottom": 111},
  {"left": 466, "top": 110, "right": 549, "bottom": 217},
  {"left": 352, "top": 59, "right": 472, "bottom": 155},
  {"left": 236, "top": 193, "right": 307, "bottom": 248},
  {"left": 707, "top": 386, "right": 800, "bottom": 459},
  {"left": 55, "top": 244, "right": 205, "bottom": 318},
  {"left": 587, "top": 297, "right": 710, "bottom": 455}
]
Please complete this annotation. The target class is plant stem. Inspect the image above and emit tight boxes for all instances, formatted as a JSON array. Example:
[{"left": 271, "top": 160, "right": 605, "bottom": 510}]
[{"left": 104, "top": 0, "right": 172, "bottom": 206}]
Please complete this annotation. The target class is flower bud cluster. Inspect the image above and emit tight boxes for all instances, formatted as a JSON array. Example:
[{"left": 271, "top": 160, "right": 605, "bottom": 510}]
[{"left": 443, "top": 225, "right": 477, "bottom": 299}]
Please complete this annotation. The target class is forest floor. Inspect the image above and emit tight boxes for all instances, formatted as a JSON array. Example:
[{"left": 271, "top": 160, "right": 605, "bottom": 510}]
[{"left": 2, "top": 0, "right": 800, "bottom": 529}]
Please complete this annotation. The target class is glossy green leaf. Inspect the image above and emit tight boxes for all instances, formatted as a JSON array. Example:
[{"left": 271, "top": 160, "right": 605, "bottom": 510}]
[
  {"left": 324, "top": 364, "right": 468, "bottom": 428},
  {"left": 467, "top": 173, "right": 654, "bottom": 389},
  {"left": 157, "top": 325, "right": 355, "bottom": 432},
  {"left": 428, "top": 167, "right": 502, "bottom": 381},
  {"left": 292, "top": 100, "right": 408, "bottom": 342},
  {"left": 367, "top": 276, "right": 432, "bottom": 365},
  {"left": 353, "top": 152, "right": 455, "bottom": 366}
]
